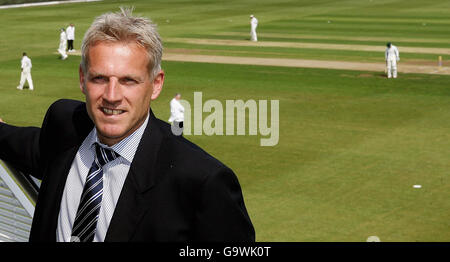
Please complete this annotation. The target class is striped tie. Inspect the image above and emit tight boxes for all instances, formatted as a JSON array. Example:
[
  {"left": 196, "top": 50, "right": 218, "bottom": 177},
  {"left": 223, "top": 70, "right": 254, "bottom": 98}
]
[{"left": 70, "top": 143, "right": 119, "bottom": 242}]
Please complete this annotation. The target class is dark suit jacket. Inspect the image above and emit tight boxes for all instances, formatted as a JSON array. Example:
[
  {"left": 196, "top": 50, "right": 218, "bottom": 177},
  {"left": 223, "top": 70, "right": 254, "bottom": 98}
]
[{"left": 0, "top": 99, "right": 255, "bottom": 242}]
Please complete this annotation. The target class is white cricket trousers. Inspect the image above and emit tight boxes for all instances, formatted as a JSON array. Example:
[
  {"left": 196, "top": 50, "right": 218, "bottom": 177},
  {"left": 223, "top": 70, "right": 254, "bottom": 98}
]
[
  {"left": 58, "top": 42, "right": 68, "bottom": 59},
  {"left": 18, "top": 70, "right": 33, "bottom": 90},
  {"left": 386, "top": 59, "right": 397, "bottom": 78},
  {"left": 250, "top": 26, "right": 257, "bottom": 41}
]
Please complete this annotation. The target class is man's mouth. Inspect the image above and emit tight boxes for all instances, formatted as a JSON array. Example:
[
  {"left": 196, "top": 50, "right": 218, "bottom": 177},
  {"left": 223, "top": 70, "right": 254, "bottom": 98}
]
[{"left": 101, "top": 107, "right": 125, "bottom": 115}]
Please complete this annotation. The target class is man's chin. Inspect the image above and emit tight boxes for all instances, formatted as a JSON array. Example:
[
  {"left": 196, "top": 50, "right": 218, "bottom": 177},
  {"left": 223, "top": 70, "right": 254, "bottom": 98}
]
[{"left": 96, "top": 127, "right": 127, "bottom": 146}]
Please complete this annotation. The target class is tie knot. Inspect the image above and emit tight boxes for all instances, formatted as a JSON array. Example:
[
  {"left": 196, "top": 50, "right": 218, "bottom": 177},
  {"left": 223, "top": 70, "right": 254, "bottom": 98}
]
[{"left": 94, "top": 143, "right": 119, "bottom": 167}]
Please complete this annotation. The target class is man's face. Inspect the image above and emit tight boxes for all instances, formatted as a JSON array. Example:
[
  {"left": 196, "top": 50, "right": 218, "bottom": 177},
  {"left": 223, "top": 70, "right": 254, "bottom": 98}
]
[{"left": 79, "top": 41, "right": 164, "bottom": 146}]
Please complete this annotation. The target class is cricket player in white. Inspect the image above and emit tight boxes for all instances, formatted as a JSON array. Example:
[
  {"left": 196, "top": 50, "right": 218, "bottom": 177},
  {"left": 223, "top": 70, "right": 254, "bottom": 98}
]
[
  {"left": 66, "top": 23, "right": 75, "bottom": 52},
  {"left": 385, "top": 42, "right": 400, "bottom": 78},
  {"left": 169, "top": 93, "right": 185, "bottom": 123},
  {"left": 17, "top": 52, "right": 34, "bottom": 90},
  {"left": 250, "top": 15, "right": 258, "bottom": 42},
  {"left": 58, "top": 28, "right": 68, "bottom": 60},
  {"left": 168, "top": 93, "right": 185, "bottom": 135}
]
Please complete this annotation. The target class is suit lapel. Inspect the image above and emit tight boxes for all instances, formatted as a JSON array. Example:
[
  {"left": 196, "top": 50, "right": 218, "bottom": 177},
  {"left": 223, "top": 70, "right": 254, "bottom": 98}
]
[
  {"left": 31, "top": 100, "right": 94, "bottom": 241},
  {"left": 104, "top": 110, "right": 169, "bottom": 242},
  {"left": 48, "top": 146, "right": 79, "bottom": 240},
  {"left": 31, "top": 145, "right": 79, "bottom": 241}
]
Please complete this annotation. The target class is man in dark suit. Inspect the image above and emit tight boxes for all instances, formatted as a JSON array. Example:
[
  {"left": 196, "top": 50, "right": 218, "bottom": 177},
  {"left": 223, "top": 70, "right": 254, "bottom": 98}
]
[{"left": 0, "top": 8, "right": 254, "bottom": 242}]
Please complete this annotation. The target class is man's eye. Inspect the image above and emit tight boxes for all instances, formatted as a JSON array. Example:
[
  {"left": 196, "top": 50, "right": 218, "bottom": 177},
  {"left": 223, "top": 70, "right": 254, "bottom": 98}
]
[
  {"left": 91, "top": 76, "right": 107, "bottom": 83},
  {"left": 121, "top": 78, "right": 138, "bottom": 85}
]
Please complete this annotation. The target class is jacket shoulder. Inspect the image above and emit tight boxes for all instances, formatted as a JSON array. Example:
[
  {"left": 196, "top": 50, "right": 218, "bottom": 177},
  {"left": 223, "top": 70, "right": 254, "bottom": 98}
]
[
  {"left": 47, "top": 99, "right": 84, "bottom": 114},
  {"left": 41, "top": 99, "right": 93, "bottom": 152},
  {"left": 155, "top": 118, "right": 231, "bottom": 180}
]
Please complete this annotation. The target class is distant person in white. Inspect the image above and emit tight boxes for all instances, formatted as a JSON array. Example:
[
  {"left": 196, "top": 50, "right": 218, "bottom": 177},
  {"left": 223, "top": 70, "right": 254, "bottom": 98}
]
[
  {"left": 385, "top": 42, "right": 400, "bottom": 78},
  {"left": 66, "top": 23, "right": 75, "bottom": 52},
  {"left": 250, "top": 14, "right": 258, "bottom": 42},
  {"left": 17, "top": 52, "right": 34, "bottom": 90},
  {"left": 58, "top": 28, "right": 68, "bottom": 60},
  {"left": 168, "top": 93, "right": 184, "bottom": 134}
]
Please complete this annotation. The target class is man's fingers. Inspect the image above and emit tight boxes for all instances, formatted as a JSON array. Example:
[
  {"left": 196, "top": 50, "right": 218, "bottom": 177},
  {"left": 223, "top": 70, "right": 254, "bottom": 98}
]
[{"left": 0, "top": 118, "right": 4, "bottom": 123}]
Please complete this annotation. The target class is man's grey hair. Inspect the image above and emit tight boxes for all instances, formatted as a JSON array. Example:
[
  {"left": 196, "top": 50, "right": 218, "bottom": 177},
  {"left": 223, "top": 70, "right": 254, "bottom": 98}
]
[{"left": 80, "top": 7, "right": 163, "bottom": 79}]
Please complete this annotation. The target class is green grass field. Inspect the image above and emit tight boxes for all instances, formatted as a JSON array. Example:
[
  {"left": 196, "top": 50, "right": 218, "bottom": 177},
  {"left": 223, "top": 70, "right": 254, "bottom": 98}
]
[{"left": 0, "top": 0, "right": 449, "bottom": 241}]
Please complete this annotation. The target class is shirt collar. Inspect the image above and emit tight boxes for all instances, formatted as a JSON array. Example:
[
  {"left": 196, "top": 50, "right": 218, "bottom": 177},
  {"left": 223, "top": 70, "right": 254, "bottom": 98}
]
[{"left": 88, "top": 112, "right": 150, "bottom": 164}]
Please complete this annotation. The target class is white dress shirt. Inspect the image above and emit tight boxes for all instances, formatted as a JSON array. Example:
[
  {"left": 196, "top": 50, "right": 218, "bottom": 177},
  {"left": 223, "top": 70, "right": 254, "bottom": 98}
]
[
  {"left": 168, "top": 98, "right": 185, "bottom": 123},
  {"left": 56, "top": 114, "right": 149, "bottom": 242},
  {"left": 66, "top": 25, "right": 75, "bottom": 40}
]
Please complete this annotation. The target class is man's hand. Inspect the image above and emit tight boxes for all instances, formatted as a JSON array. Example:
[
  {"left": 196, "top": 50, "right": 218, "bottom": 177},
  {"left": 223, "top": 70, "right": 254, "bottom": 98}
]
[{"left": 0, "top": 117, "right": 4, "bottom": 123}]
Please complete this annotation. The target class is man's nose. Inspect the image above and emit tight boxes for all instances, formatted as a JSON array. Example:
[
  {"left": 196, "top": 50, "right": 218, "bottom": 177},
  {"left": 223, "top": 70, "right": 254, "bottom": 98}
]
[{"left": 102, "top": 77, "right": 123, "bottom": 104}]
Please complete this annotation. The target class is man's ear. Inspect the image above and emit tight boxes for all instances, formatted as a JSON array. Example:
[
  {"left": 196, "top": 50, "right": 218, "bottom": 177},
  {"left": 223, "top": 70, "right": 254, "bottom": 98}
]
[
  {"left": 79, "top": 65, "right": 86, "bottom": 95},
  {"left": 151, "top": 70, "right": 165, "bottom": 101}
]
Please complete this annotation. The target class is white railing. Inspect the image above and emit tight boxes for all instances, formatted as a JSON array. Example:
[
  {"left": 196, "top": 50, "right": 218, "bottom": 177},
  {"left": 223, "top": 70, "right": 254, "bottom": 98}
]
[{"left": 0, "top": 159, "right": 39, "bottom": 242}]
